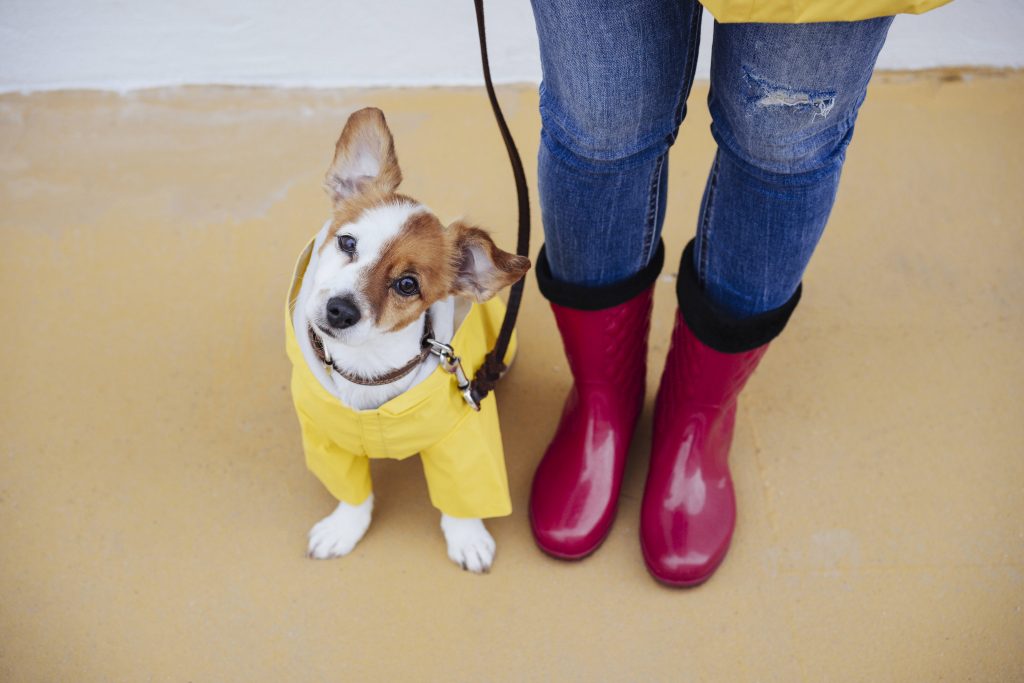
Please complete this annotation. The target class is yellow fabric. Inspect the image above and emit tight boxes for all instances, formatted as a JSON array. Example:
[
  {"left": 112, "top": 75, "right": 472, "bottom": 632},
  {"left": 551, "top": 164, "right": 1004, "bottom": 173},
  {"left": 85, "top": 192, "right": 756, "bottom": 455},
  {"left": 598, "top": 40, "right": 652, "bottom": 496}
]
[
  {"left": 284, "top": 239, "right": 514, "bottom": 519},
  {"left": 700, "top": 0, "right": 951, "bottom": 23}
]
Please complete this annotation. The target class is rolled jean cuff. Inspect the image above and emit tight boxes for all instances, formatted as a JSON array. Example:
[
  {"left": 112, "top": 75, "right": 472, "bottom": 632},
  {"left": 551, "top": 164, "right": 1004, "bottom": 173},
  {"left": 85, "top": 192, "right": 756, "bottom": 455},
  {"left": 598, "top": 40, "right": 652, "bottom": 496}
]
[
  {"left": 536, "top": 239, "right": 665, "bottom": 310},
  {"left": 677, "top": 239, "right": 801, "bottom": 353}
]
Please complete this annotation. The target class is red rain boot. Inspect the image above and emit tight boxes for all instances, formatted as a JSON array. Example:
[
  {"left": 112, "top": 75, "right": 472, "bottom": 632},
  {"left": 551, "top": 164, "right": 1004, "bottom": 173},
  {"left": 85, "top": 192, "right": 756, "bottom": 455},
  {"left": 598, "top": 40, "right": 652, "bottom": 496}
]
[
  {"left": 530, "top": 290, "right": 652, "bottom": 558},
  {"left": 640, "top": 311, "right": 767, "bottom": 586},
  {"left": 640, "top": 239, "right": 800, "bottom": 586},
  {"left": 529, "top": 243, "right": 663, "bottom": 560}
]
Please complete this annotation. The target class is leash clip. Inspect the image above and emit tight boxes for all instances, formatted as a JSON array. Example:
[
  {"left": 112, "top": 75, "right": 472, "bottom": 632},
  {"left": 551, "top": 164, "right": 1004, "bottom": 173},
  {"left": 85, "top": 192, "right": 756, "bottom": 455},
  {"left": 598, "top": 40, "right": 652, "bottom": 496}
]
[{"left": 424, "top": 339, "right": 480, "bottom": 411}]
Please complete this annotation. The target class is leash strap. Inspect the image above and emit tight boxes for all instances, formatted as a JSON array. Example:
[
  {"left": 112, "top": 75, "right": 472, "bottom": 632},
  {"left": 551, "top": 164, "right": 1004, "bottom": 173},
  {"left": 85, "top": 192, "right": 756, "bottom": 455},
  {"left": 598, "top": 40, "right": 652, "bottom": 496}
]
[{"left": 468, "top": 0, "right": 531, "bottom": 405}]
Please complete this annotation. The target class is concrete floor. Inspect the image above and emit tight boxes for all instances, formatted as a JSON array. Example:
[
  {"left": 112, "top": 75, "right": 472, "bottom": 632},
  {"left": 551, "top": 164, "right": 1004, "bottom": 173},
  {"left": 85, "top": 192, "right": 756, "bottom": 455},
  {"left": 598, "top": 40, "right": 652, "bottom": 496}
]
[{"left": 1, "top": 72, "right": 1022, "bottom": 681}]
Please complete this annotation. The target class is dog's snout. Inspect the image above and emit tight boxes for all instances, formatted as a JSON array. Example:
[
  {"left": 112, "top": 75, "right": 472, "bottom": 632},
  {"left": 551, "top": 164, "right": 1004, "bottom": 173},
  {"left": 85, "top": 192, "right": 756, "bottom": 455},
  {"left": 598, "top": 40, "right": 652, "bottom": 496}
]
[{"left": 326, "top": 296, "right": 361, "bottom": 329}]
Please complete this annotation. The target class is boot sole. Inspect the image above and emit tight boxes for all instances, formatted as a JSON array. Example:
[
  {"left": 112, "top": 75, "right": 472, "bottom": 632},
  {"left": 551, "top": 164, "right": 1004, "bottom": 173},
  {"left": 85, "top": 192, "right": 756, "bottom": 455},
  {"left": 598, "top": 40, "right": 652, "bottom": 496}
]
[
  {"left": 639, "top": 535, "right": 731, "bottom": 588},
  {"left": 528, "top": 504, "right": 620, "bottom": 562}
]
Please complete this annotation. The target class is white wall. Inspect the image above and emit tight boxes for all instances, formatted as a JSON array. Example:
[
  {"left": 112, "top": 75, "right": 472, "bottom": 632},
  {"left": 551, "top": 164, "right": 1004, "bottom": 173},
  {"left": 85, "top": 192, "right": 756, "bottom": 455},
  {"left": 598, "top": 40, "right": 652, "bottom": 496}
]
[{"left": 0, "top": 0, "right": 1020, "bottom": 93}]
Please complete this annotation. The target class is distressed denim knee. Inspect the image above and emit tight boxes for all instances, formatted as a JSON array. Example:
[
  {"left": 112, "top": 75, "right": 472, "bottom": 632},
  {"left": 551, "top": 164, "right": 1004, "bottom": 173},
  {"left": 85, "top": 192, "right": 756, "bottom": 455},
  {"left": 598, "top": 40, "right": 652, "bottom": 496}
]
[
  {"left": 693, "top": 18, "right": 893, "bottom": 318},
  {"left": 708, "top": 18, "right": 892, "bottom": 179},
  {"left": 694, "top": 79, "right": 857, "bottom": 318}
]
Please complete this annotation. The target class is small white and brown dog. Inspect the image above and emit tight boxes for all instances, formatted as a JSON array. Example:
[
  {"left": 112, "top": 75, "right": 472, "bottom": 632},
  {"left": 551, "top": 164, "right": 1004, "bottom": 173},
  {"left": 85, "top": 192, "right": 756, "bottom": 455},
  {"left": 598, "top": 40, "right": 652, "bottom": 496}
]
[{"left": 289, "top": 108, "right": 529, "bottom": 572}]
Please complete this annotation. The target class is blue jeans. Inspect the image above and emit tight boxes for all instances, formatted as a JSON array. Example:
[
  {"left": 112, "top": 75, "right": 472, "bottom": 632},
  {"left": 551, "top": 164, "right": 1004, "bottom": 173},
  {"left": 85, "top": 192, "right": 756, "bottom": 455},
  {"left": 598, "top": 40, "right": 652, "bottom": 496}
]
[{"left": 531, "top": 0, "right": 893, "bottom": 318}]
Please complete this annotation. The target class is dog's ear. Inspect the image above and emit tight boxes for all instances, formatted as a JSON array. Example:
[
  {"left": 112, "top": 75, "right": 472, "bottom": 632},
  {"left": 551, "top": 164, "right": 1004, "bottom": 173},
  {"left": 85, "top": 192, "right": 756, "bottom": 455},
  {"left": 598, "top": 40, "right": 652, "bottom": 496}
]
[
  {"left": 324, "top": 107, "right": 402, "bottom": 205},
  {"left": 448, "top": 221, "right": 531, "bottom": 302}
]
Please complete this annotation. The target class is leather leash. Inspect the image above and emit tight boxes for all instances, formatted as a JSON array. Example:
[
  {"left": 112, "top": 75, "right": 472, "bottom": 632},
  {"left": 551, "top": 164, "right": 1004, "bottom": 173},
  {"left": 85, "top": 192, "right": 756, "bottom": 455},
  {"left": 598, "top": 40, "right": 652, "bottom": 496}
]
[{"left": 467, "top": 0, "right": 531, "bottom": 406}]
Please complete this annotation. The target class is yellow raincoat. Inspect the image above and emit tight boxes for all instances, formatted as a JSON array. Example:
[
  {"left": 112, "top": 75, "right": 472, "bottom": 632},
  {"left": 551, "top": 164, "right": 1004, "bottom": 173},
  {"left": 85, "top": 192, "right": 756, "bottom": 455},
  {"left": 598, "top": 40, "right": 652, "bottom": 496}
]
[
  {"left": 285, "top": 240, "right": 514, "bottom": 519},
  {"left": 703, "top": 0, "right": 950, "bottom": 23}
]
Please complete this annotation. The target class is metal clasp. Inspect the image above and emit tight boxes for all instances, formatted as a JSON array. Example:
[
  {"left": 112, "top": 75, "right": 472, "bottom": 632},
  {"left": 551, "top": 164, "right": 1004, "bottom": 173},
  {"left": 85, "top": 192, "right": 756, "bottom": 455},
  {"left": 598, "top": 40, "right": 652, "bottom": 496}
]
[{"left": 424, "top": 339, "right": 480, "bottom": 411}]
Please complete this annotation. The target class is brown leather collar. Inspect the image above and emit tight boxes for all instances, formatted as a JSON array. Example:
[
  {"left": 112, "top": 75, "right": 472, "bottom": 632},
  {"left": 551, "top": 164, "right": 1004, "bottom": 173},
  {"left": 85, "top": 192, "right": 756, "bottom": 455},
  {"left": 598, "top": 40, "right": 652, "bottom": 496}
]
[{"left": 307, "top": 312, "right": 434, "bottom": 387}]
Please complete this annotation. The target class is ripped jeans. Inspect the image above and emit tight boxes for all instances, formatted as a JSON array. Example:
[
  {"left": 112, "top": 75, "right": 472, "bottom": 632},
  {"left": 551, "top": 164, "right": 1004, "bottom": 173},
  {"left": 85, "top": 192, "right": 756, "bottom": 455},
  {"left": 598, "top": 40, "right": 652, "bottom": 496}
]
[{"left": 531, "top": 1, "right": 893, "bottom": 317}]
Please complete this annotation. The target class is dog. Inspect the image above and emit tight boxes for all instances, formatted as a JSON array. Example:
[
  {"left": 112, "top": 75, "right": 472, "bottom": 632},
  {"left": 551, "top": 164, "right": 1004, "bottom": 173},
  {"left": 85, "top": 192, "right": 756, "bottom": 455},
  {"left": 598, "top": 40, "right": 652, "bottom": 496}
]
[{"left": 285, "top": 107, "right": 530, "bottom": 573}]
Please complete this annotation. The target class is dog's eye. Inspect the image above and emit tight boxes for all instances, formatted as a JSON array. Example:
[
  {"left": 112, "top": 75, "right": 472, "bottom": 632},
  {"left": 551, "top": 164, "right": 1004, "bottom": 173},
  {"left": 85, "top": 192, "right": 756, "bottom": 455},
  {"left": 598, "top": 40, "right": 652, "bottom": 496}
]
[
  {"left": 337, "top": 234, "right": 357, "bottom": 254},
  {"left": 394, "top": 276, "right": 419, "bottom": 297}
]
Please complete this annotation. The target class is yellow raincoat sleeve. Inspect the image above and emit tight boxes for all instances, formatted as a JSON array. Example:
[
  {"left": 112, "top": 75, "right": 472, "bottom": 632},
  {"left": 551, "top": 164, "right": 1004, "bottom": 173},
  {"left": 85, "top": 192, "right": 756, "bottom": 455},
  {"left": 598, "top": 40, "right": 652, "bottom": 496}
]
[
  {"left": 418, "top": 299, "right": 516, "bottom": 519},
  {"left": 292, "top": 378, "right": 374, "bottom": 507},
  {"left": 419, "top": 389, "right": 512, "bottom": 519}
]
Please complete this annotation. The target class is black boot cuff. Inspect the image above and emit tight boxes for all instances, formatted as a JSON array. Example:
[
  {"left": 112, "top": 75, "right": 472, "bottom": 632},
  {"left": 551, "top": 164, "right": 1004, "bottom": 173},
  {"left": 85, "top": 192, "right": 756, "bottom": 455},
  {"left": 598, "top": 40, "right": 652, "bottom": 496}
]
[
  {"left": 536, "top": 240, "right": 665, "bottom": 310},
  {"left": 677, "top": 239, "right": 801, "bottom": 353}
]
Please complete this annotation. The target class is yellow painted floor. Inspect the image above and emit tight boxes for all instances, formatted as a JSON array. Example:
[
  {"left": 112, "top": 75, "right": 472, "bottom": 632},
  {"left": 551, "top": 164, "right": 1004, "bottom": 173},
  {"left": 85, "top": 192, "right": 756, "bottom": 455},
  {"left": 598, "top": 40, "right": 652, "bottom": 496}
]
[{"left": 2, "top": 72, "right": 1022, "bottom": 681}]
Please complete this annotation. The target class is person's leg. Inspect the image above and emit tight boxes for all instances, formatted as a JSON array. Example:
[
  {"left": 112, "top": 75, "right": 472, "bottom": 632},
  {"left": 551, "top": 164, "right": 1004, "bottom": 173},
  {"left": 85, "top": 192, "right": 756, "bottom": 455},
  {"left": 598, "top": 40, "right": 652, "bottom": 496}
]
[
  {"left": 697, "top": 18, "right": 894, "bottom": 317},
  {"left": 533, "top": 0, "right": 702, "bottom": 287},
  {"left": 529, "top": 0, "right": 702, "bottom": 559},
  {"left": 642, "top": 18, "right": 894, "bottom": 586}
]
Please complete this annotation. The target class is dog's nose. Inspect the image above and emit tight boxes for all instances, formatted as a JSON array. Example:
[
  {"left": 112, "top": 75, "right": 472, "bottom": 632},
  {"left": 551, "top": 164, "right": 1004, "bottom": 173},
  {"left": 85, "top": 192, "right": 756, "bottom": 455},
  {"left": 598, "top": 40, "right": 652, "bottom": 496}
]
[{"left": 325, "top": 296, "right": 361, "bottom": 329}]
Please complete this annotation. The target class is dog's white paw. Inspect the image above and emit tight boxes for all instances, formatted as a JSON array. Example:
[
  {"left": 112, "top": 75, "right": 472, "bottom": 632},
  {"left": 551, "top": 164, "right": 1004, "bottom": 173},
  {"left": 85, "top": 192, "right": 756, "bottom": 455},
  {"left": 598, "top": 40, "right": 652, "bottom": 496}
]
[
  {"left": 440, "top": 514, "right": 496, "bottom": 574},
  {"left": 307, "top": 495, "right": 374, "bottom": 560}
]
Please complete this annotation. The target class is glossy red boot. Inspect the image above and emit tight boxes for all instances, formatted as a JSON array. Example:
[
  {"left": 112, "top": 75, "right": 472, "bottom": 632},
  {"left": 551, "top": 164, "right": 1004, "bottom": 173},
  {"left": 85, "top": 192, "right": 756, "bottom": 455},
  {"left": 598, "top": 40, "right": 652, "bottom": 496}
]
[
  {"left": 640, "top": 311, "right": 767, "bottom": 585},
  {"left": 641, "top": 240, "right": 800, "bottom": 586},
  {"left": 529, "top": 244, "right": 662, "bottom": 559}
]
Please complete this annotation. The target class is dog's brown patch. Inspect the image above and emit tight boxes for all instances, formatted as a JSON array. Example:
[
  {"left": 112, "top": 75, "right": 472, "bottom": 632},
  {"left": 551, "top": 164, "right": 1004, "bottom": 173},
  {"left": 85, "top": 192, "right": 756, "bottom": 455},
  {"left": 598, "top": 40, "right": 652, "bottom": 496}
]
[{"left": 361, "top": 211, "right": 455, "bottom": 332}]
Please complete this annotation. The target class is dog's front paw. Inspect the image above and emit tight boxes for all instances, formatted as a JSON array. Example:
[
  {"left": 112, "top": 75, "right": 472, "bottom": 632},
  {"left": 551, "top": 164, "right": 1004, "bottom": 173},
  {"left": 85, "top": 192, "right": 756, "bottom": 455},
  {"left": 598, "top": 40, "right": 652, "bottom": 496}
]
[
  {"left": 440, "top": 514, "right": 496, "bottom": 574},
  {"left": 307, "top": 495, "right": 374, "bottom": 559}
]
